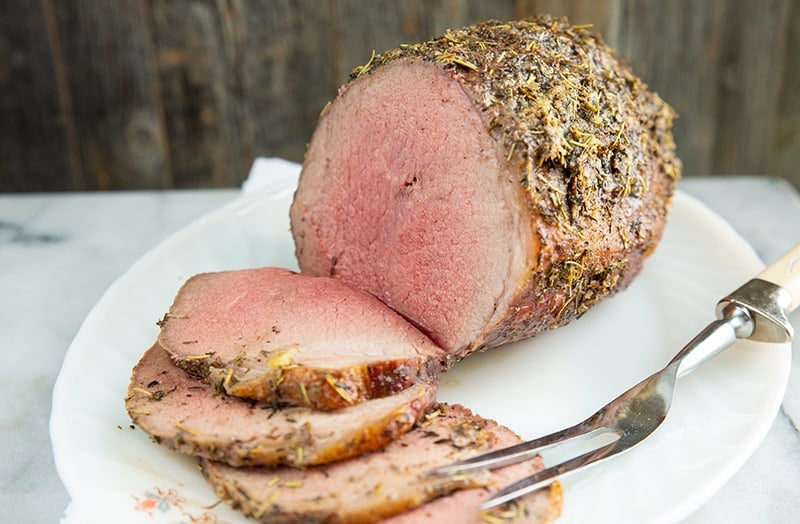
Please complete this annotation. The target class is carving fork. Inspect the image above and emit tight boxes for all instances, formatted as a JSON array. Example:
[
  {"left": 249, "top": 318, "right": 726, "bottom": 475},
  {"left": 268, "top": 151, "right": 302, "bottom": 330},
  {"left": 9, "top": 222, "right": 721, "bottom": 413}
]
[{"left": 431, "top": 243, "right": 800, "bottom": 509}]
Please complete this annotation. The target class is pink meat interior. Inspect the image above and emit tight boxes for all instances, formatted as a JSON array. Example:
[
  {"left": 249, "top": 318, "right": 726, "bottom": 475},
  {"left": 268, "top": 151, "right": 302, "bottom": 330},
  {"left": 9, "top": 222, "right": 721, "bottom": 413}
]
[{"left": 292, "top": 60, "right": 529, "bottom": 353}]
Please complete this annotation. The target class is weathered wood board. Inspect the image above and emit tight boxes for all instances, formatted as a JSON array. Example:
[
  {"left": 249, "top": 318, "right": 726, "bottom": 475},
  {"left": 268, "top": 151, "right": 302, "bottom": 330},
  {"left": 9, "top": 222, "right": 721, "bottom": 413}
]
[{"left": 1, "top": 0, "right": 796, "bottom": 191}]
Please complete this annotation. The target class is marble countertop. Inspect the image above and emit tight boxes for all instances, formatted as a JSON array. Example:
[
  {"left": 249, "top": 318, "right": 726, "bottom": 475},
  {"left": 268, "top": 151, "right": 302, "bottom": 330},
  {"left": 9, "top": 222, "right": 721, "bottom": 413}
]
[{"left": 1, "top": 176, "right": 799, "bottom": 523}]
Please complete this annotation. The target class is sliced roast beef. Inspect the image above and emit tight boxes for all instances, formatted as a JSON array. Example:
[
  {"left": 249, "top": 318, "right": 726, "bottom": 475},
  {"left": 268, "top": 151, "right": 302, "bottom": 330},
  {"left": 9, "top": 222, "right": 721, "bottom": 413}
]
[
  {"left": 200, "top": 403, "right": 561, "bottom": 523},
  {"left": 126, "top": 344, "right": 437, "bottom": 467},
  {"left": 158, "top": 267, "right": 444, "bottom": 410},
  {"left": 290, "top": 16, "right": 680, "bottom": 358}
]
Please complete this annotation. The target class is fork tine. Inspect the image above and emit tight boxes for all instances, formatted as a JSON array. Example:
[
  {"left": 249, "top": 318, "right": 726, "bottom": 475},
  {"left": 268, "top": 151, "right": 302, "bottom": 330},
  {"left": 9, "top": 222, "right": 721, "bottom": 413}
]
[
  {"left": 428, "top": 422, "right": 609, "bottom": 476},
  {"left": 480, "top": 440, "right": 618, "bottom": 510}
]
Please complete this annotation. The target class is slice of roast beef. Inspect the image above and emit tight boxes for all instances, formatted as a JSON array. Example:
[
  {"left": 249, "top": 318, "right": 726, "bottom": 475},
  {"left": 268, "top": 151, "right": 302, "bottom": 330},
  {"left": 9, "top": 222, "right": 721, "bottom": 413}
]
[
  {"left": 126, "top": 344, "right": 437, "bottom": 467},
  {"left": 290, "top": 16, "right": 680, "bottom": 359},
  {"left": 158, "top": 267, "right": 444, "bottom": 410},
  {"left": 200, "top": 404, "right": 561, "bottom": 523}
]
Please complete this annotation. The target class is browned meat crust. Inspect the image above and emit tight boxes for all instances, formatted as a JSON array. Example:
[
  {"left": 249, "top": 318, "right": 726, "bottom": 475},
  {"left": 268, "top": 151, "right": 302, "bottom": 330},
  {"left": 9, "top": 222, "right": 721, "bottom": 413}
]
[
  {"left": 158, "top": 267, "right": 444, "bottom": 410},
  {"left": 126, "top": 344, "right": 437, "bottom": 467}
]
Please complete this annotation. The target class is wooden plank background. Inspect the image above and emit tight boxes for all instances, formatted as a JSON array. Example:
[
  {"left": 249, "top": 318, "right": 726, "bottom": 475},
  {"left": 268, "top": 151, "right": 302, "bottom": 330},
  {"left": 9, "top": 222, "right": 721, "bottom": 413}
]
[{"left": 1, "top": 0, "right": 797, "bottom": 191}]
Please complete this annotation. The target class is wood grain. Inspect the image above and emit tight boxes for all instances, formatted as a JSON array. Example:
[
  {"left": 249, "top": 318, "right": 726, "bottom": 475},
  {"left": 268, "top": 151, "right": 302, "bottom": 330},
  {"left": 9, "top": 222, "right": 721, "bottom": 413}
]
[
  {"left": 515, "top": 0, "right": 617, "bottom": 41},
  {"left": 710, "top": 0, "right": 790, "bottom": 175},
  {"left": 238, "top": 1, "right": 337, "bottom": 170},
  {"left": 330, "top": 0, "right": 426, "bottom": 83},
  {"left": 1, "top": 0, "right": 798, "bottom": 191},
  {"left": 768, "top": 0, "right": 800, "bottom": 181},
  {"left": 423, "top": 0, "right": 515, "bottom": 36},
  {"left": 0, "top": 0, "right": 74, "bottom": 191},
  {"left": 148, "top": 0, "right": 247, "bottom": 188},
  {"left": 46, "top": 0, "right": 171, "bottom": 189},
  {"left": 614, "top": 0, "right": 728, "bottom": 176}
]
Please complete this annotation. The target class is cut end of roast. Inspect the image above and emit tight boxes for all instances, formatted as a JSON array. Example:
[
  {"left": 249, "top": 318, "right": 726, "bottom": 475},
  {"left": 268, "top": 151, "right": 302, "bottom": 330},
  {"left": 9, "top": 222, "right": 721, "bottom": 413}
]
[
  {"left": 158, "top": 266, "right": 445, "bottom": 410},
  {"left": 291, "top": 60, "right": 530, "bottom": 354},
  {"left": 126, "top": 344, "right": 437, "bottom": 467},
  {"left": 200, "top": 403, "right": 561, "bottom": 523}
]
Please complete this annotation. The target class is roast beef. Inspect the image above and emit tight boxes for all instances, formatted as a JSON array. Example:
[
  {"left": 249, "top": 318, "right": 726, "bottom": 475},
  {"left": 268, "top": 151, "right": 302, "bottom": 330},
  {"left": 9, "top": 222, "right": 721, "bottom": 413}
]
[
  {"left": 290, "top": 16, "right": 680, "bottom": 358},
  {"left": 158, "top": 267, "right": 444, "bottom": 410},
  {"left": 126, "top": 344, "right": 437, "bottom": 467},
  {"left": 200, "top": 404, "right": 561, "bottom": 523}
]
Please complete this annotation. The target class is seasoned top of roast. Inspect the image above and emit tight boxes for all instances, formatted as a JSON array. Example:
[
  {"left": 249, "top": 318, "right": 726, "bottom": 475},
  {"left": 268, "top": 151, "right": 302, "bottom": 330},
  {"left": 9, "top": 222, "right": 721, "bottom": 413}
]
[
  {"left": 158, "top": 267, "right": 444, "bottom": 408},
  {"left": 126, "top": 344, "right": 437, "bottom": 467},
  {"left": 201, "top": 403, "right": 561, "bottom": 523}
]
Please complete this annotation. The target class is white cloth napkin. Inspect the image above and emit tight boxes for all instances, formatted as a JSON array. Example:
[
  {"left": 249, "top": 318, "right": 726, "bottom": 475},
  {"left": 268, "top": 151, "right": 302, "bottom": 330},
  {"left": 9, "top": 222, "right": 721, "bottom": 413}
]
[
  {"left": 241, "top": 156, "right": 301, "bottom": 194},
  {"left": 59, "top": 157, "right": 299, "bottom": 524}
]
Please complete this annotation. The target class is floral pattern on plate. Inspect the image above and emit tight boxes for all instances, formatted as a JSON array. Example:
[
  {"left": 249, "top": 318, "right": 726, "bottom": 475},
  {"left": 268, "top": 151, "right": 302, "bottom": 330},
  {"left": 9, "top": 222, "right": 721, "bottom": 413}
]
[{"left": 133, "top": 486, "right": 227, "bottom": 523}]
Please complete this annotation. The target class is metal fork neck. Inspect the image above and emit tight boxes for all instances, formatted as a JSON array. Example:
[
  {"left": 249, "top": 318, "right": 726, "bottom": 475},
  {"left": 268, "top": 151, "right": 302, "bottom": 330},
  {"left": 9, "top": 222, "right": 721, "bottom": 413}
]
[
  {"left": 670, "top": 277, "right": 794, "bottom": 378},
  {"left": 670, "top": 305, "right": 752, "bottom": 379}
]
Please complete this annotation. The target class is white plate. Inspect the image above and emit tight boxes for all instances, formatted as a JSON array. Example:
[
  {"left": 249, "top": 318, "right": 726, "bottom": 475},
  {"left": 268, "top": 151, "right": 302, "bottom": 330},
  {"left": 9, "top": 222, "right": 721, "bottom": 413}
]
[{"left": 51, "top": 170, "right": 791, "bottom": 524}]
